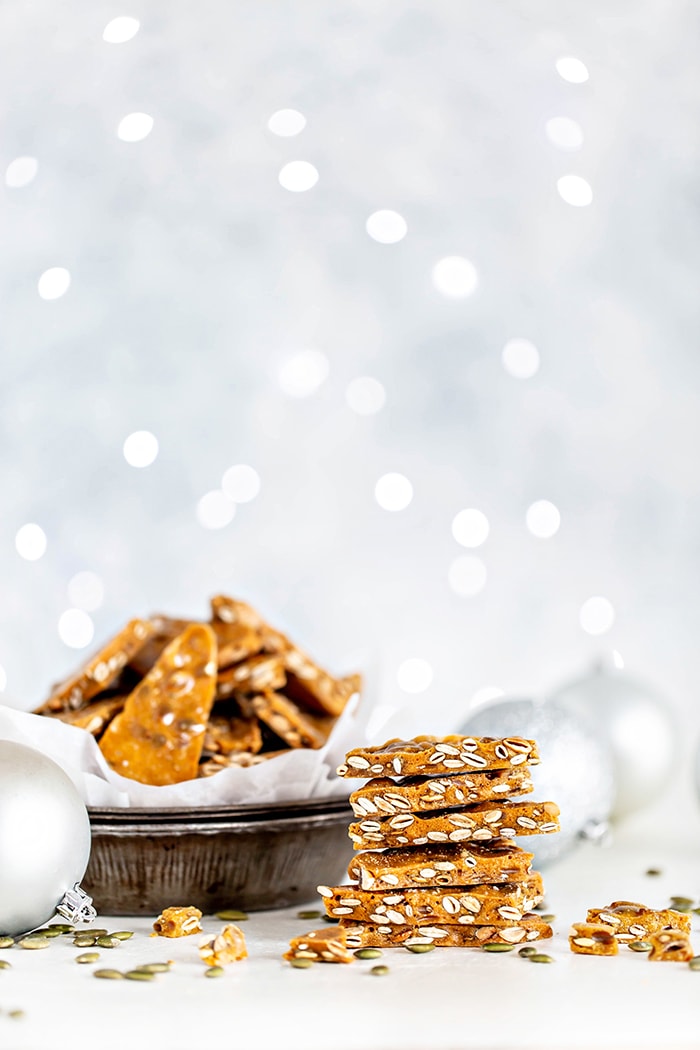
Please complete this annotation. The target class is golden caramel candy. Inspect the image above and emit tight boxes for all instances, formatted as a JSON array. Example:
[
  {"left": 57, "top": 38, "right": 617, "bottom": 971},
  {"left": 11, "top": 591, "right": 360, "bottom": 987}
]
[
  {"left": 348, "top": 800, "right": 560, "bottom": 850},
  {"left": 127, "top": 615, "right": 193, "bottom": 677},
  {"left": 337, "top": 735, "right": 539, "bottom": 779},
  {"left": 203, "top": 705, "right": 263, "bottom": 756},
  {"left": 586, "top": 901, "right": 691, "bottom": 941},
  {"left": 99, "top": 623, "right": 217, "bottom": 785},
  {"left": 350, "top": 767, "right": 534, "bottom": 818},
  {"left": 216, "top": 654, "right": 287, "bottom": 697},
  {"left": 283, "top": 926, "right": 354, "bottom": 964},
  {"left": 238, "top": 690, "right": 336, "bottom": 749},
  {"left": 153, "top": 906, "right": 203, "bottom": 937},
  {"left": 55, "top": 696, "right": 126, "bottom": 736},
  {"left": 569, "top": 923, "right": 618, "bottom": 956},
  {"left": 318, "top": 874, "right": 544, "bottom": 925},
  {"left": 348, "top": 841, "right": 535, "bottom": 891},
  {"left": 341, "top": 914, "right": 553, "bottom": 949},
  {"left": 36, "top": 618, "right": 154, "bottom": 713},
  {"left": 199, "top": 924, "right": 247, "bottom": 965},
  {"left": 648, "top": 928, "right": 694, "bottom": 962}
]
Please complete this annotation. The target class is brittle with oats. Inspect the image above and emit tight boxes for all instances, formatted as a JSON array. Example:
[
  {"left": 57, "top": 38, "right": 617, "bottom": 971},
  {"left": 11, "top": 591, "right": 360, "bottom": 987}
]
[
  {"left": 153, "top": 906, "right": 203, "bottom": 937},
  {"left": 283, "top": 925, "right": 354, "bottom": 964},
  {"left": 337, "top": 735, "right": 539, "bottom": 778},
  {"left": 348, "top": 840, "right": 536, "bottom": 891},
  {"left": 647, "top": 928, "right": 695, "bottom": 962},
  {"left": 349, "top": 767, "right": 534, "bottom": 818},
  {"left": 586, "top": 901, "right": 691, "bottom": 942},
  {"left": 238, "top": 690, "right": 337, "bottom": 750},
  {"left": 199, "top": 924, "right": 247, "bottom": 965},
  {"left": 569, "top": 922, "right": 618, "bottom": 956},
  {"left": 340, "top": 914, "right": 553, "bottom": 948}
]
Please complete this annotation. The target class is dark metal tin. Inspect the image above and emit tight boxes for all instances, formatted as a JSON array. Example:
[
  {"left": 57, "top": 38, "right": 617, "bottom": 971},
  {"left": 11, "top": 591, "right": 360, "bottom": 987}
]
[{"left": 83, "top": 797, "right": 354, "bottom": 915}]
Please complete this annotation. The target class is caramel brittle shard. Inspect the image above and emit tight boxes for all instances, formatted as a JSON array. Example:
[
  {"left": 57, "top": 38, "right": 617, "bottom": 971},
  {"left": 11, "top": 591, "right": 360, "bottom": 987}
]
[
  {"left": 211, "top": 620, "right": 262, "bottom": 669},
  {"left": 337, "top": 735, "right": 540, "bottom": 778},
  {"left": 569, "top": 923, "right": 618, "bottom": 956},
  {"left": 348, "top": 841, "right": 535, "bottom": 891},
  {"left": 239, "top": 690, "right": 336, "bottom": 749},
  {"left": 98, "top": 623, "right": 217, "bottom": 786},
  {"left": 283, "top": 926, "right": 354, "bottom": 964},
  {"left": 203, "top": 704, "right": 263, "bottom": 756},
  {"left": 211, "top": 594, "right": 267, "bottom": 630},
  {"left": 36, "top": 618, "right": 155, "bottom": 713},
  {"left": 318, "top": 874, "right": 544, "bottom": 925},
  {"left": 350, "top": 767, "right": 534, "bottom": 818},
  {"left": 348, "top": 800, "right": 560, "bottom": 850},
  {"left": 647, "top": 929, "right": 694, "bottom": 962},
  {"left": 199, "top": 924, "right": 247, "bottom": 965},
  {"left": 127, "top": 616, "right": 193, "bottom": 677},
  {"left": 216, "top": 654, "right": 287, "bottom": 697},
  {"left": 341, "top": 914, "right": 553, "bottom": 949},
  {"left": 586, "top": 901, "right": 691, "bottom": 941},
  {"left": 153, "top": 906, "right": 203, "bottom": 937},
  {"left": 55, "top": 696, "right": 126, "bottom": 737}
]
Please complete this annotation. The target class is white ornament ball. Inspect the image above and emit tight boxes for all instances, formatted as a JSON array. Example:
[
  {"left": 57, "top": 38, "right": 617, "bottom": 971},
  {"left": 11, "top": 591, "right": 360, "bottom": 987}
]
[
  {"left": 460, "top": 697, "right": 615, "bottom": 867},
  {"left": 549, "top": 665, "right": 677, "bottom": 821},
  {"left": 0, "top": 741, "right": 91, "bottom": 936}
]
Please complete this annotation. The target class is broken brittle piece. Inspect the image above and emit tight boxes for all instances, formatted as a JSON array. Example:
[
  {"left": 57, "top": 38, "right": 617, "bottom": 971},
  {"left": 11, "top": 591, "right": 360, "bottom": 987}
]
[
  {"left": 153, "top": 906, "right": 203, "bottom": 937},
  {"left": 340, "top": 914, "right": 553, "bottom": 949},
  {"left": 98, "top": 623, "right": 217, "bottom": 785},
  {"left": 35, "top": 618, "right": 155, "bottom": 713},
  {"left": 238, "top": 690, "right": 336, "bottom": 749},
  {"left": 586, "top": 901, "right": 691, "bottom": 942},
  {"left": 348, "top": 841, "right": 536, "bottom": 891},
  {"left": 216, "top": 654, "right": 287, "bottom": 697},
  {"left": 203, "top": 703, "right": 263, "bottom": 756},
  {"left": 647, "top": 928, "right": 694, "bottom": 962},
  {"left": 127, "top": 616, "right": 193, "bottom": 677},
  {"left": 349, "top": 767, "right": 534, "bottom": 818},
  {"left": 199, "top": 924, "right": 247, "bottom": 965},
  {"left": 283, "top": 926, "right": 354, "bottom": 964},
  {"left": 337, "top": 735, "right": 540, "bottom": 778},
  {"left": 55, "top": 696, "right": 126, "bottom": 736},
  {"left": 569, "top": 923, "right": 618, "bottom": 956}
]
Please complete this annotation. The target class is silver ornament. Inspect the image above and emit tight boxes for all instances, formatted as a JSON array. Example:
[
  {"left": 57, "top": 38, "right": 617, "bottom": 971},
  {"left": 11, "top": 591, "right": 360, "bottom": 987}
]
[
  {"left": 459, "top": 697, "right": 615, "bottom": 867},
  {"left": 549, "top": 664, "right": 677, "bottom": 821},
  {"left": 0, "top": 741, "right": 92, "bottom": 936}
]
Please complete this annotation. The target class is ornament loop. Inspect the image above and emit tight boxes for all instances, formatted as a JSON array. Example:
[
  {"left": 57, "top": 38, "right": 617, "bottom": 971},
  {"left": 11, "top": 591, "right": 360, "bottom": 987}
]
[
  {"left": 579, "top": 819, "right": 613, "bottom": 847},
  {"left": 56, "top": 883, "right": 97, "bottom": 925}
]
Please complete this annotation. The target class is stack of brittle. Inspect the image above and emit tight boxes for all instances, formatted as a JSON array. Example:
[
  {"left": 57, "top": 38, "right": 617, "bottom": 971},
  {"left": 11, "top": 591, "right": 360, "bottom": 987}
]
[
  {"left": 33, "top": 595, "right": 361, "bottom": 786},
  {"left": 317, "top": 734, "right": 560, "bottom": 950}
]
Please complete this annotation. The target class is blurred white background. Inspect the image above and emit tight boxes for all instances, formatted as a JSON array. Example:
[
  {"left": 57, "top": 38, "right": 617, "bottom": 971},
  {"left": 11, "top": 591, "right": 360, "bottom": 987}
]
[{"left": 1, "top": 1, "right": 699, "bottom": 764}]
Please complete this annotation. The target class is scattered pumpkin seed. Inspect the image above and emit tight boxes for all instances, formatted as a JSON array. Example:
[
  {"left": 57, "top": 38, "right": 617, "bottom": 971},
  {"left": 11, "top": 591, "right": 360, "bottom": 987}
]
[
  {"left": 94, "top": 969, "right": 124, "bottom": 979},
  {"left": 321, "top": 914, "right": 337, "bottom": 923},
  {"left": 8, "top": 1009, "right": 25, "bottom": 1019},
  {"left": 96, "top": 936, "right": 120, "bottom": 949},
  {"left": 134, "top": 962, "right": 172, "bottom": 974},
  {"left": 482, "top": 942, "right": 516, "bottom": 953},
  {"left": 85, "top": 929, "right": 109, "bottom": 936},
  {"left": 73, "top": 937, "right": 97, "bottom": 948},
  {"left": 539, "top": 914, "right": 556, "bottom": 923},
  {"left": 48, "top": 923, "right": 74, "bottom": 933},
  {"left": 34, "top": 928, "right": 62, "bottom": 938},
  {"left": 528, "top": 953, "right": 554, "bottom": 964},
  {"left": 125, "top": 969, "right": 156, "bottom": 981},
  {"left": 518, "top": 946, "right": 538, "bottom": 958},
  {"left": 670, "top": 897, "right": 694, "bottom": 912},
  {"left": 289, "top": 958, "right": 314, "bottom": 968},
  {"left": 354, "top": 948, "right": 383, "bottom": 960},
  {"left": 628, "top": 941, "right": 653, "bottom": 953},
  {"left": 370, "top": 964, "right": 389, "bottom": 976},
  {"left": 0, "top": 959, "right": 12, "bottom": 970},
  {"left": 215, "top": 910, "right": 248, "bottom": 921},
  {"left": 645, "top": 868, "right": 662, "bottom": 877},
  {"left": 405, "top": 943, "right": 436, "bottom": 954},
  {"left": 693, "top": 908, "right": 700, "bottom": 918},
  {"left": 18, "top": 936, "right": 51, "bottom": 950},
  {"left": 688, "top": 957, "right": 700, "bottom": 971},
  {"left": 110, "top": 931, "right": 134, "bottom": 941},
  {"left": 204, "top": 966, "right": 225, "bottom": 978},
  {"left": 0, "top": 937, "right": 14, "bottom": 949},
  {"left": 76, "top": 952, "right": 100, "bottom": 964},
  {"left": 297, "top": 910, "right": 323, "bottom": 920}
]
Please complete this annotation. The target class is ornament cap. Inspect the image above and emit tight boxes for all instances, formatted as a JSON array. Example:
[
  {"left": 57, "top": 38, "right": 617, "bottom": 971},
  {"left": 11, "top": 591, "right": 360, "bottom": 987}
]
[{"left": 56, "top": 883, "right": 97, "bottom": 925}]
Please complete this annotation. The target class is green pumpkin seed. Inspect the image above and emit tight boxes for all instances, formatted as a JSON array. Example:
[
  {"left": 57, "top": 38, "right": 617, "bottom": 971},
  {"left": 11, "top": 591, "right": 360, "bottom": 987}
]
[
  {"left": 8, "top": 1009, "right": 25, "bottom": 1019},
  {"left": 94, "top": 969, "right": 124, "bottom": 979},
  {"left": 34, "top": 927, "right": 62, "bottom": 938},
  {"left": 354, "top": 948, "right": 383, "bottom": 960},
  {"left": 96, "top": 936, "right": 120, "bottom": 949},
  {"left": 18, "top": 936, "right": 51, "bottom": 950},
  {"left": 518, "top": 946, "right": 538, "bottom": 957},
  {"left": 538, "top": 914, "right": 556, "bottom": 923},
  {"left": 125, "top": 969, "right": 156, "bottom": 981},
  {"left": 321, "top": 914, "right": 337, "bottom": 923},
  {"left": 297, "top": 910, "right": 323, "bottom": 920},
  {"left": 289, "top": 958, "right": 314, "bottom": 968},
  {"left": 688, "top": 956, "right": 700, "bottom": 971},
  {"left": 85, "top": 928, "right": 109, "bottom": 936},
  {"left": 110, "top": 931, "right": 134, "bottom": 941},
  {"left": 405, "top": 942, "right": 436, "bottom": 954},
  {"left": 76, "top": 952, "right": 100, "bottom": 964},
  {"left": 0, "top": 959, "right": 12, "bottom": 970},
  {"left": 528, "top": 953, "right": 554, "bottom": 963},
  {"left": 645, "top": 868, "right": 662, "bottom": 877},
  {"left": 0, "top": 937, "right": 14, "bottom": 949},
  {"left": 204, "top": 966, "right": 225, "bottom": 978},
  {"left": 482, "top": 942, "right": 516, "bottom": 952},
  {"left": 670, "top": 897, "right": 694, "bottom": 911},
  {"left": 48, "top": 923, "right": 74, "bottom": 933},
  {"left": 628, "top": 941, "right": 653, "bottom": 953},
  {"left": 215, "top": 910, "right": 248, "bottom": 921},
  {"left": 134, "top": 962, "right": 172, "bottom": 974},
  {"left": 370, "top": 964, "right": 389, "bottom": 975},
  {"left": 73, "top": 937, "right": 97, "bottom": 948}
]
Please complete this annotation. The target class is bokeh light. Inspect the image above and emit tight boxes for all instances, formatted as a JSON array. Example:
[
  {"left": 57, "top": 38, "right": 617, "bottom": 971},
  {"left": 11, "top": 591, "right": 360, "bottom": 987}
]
[
  {"left": 345, "top": 376, "right": 386, "bottom": 415},
  {"left": 555, "top": 56, "right": 590, "bottom": 83},
  {"left": 197, "top": 490, "right": 236, "bottom": 529},
  {"left": 278, "top": 161, "right": 318, "bottom": 192},
  {"left": 58, "top": 609, "right": 94, "bottom": 649},
  {"left": 525, "top": 500, "right": 561, "bottom": 538},
  {"left": 221, "top": 464, "right": 261, "bottom": 503},
  {"left": 366, "top": 210, "right": 408, "bottom": 244},
  {"left": 557, "top": 174, "right": 593, "bottom": 207},
  {"left": 15, "top": 523, "right": 47, "bottom": 561},
  {"left": 397, "top": 658, "right": 434, "bottom": 693},
  {"left": 277, "top": 350, "right": 329, "bottom": 397},
  {"left": 502, "top": 338, "right": 540, "bottom": 379},
  {"left": 67, "top": 571, "right": 105, "bottom": 612},
  {"left": 5, "top": 156, "right": 38, "bottom": 188},
  {"left": 375, "top": 473, "right": 413, "bottom": 512},
  {"left": 448, "top": 555, "right": 487, "bottom": 596},
  {"left": 123, "top": 430, "right": 159, "bottom": 468},
  {"left": 580, "top": 596, "right": 615, "bottom": 635},
  {"left": 268, "top": 109, "right": 306, "bottom": 136},
  {"left": 545, "top": 117, "right": 584, "bottom": 151},
  {"left": 452, "top": 508, "right": 489, "bottom": 548},
  {"left": 37, "top": 267, "right": 70, "bottom": 300},
  {"left": 117, "top": 113, "right": 154, "bottom": 142},
  {"left": 432, "top": 256, "right": 478, "bottom": 298},
  {"left": 102, "top": 17, "right": 140, "bottom": 43}
]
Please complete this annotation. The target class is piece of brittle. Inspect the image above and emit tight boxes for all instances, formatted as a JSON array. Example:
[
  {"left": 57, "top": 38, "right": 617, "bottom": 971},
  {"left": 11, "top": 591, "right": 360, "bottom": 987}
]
[
  {"left": 216, "top": 654, "right": 287, "bottom": 697},
  {"left": 283, "top": 926, "right": 354, "bottom": 964},
  {"left": 238, "top": 690, "right": 336, "bottom": 749},
  {"left": 349, "top": 767, "right": 534, "bottom": 818},
  {"left": 341, "top": 914, "right": 553, "bottom": 949},
  {"left": 199, "top": 924, "right": 247, "bottom": 965},
  {"left": 348, "top": 840, "right": 535, "bottom": 891},
  {"left": 153, "top": 906, "right": 203, "bottom": 937},
  {"left": 337, "top": 735, "right": 540, "bottom": 778},
  {"left": 569, "top": 922, "right": 618, "bottom": 956},
  {"left": 586, "top": 901, "right": 691, "bottom": 941},
  {"left": 647, "top": 928, "right": 694, "bottom": 962}
]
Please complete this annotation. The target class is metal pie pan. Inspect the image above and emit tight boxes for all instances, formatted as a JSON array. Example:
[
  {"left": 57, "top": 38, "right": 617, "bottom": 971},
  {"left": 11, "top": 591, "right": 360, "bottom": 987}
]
[{"left": 83, "top": 797, "right": 354, "bottom": 916}]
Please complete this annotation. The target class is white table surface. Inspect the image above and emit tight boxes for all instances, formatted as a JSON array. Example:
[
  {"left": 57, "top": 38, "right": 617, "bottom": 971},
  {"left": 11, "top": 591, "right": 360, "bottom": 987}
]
[{"left": 2, "top": 799, "right": 700, "bottom": 1050}]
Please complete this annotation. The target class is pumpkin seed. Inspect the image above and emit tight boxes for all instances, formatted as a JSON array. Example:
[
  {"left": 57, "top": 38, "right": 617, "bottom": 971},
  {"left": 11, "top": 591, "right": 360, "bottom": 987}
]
[
  {"left": 289, "top": 958, "right": 314, "bottom": 968},
  {"left": 204, "top": 966, "right": 225, "bottom": 978},
  {"left": 297, "top": 910, "right": 323, "bottom": 920},
  {"left": 688, "top": 956, "right": 700, "bottom": 971},
  {"left": 482, "top": 942, "right": 516, "bottom": 953},
  {"left": 370, "top": 964, "right": 390, "bottom": 976},
  {"left": 34, "top": 928, "right": 62, "bottom": 938},
  {"left": 76, "top": 952, "right": 100, "bottom": 964},
  {"left": 354, "top": 948, "right": 383, "bottom": 960},
  {"left": 528, "top": 953, "right": 554, "bottom": 963},
  {"left": 405, "top": 943, "right": 436, "bottom": 954},
  {"left": 670, "top": 897, "right": 694, "bottom": 912},
  {"left": 518, "top": 946, "right": 538, "bottom": 957},
  {"left": 125, "top": 969, "right": 156, "bottom": 981},
  {"left": 18, "top": 936, "right": 51, "bottom": 950},
  {"left": 73, "top": 937, "right": 97, "bottom": 948},
  {"left": 110, "top": 931, "right": 134, "bottom": 941},
  {"left": 134, "top": 962, "right": 172, "bottom": 973},
  {"left": 48, "top": 923, "right": 74, "bottom": 933},
  {"left": 538, "top": 914, "right": 556, "bottom": 923},
  {"left": 94, "top": 969, "right": 124, "bottom": 979},
  {"left": 215, "top": 910, "right": 248, "bottom": 921},
  {"left": 85, "top": 929, "right": 109, "bottom": 936},
  {"left": 0, "top": 959, "right": 12, "bottom": 970},
  {"left": 0, "top": 937, "right": 14, "bottom": 949},
  {"left": 8, "top": 1009, "right": 25, "bottom": 1019},
  {"left": 645, "top": 868, "right": 662, "bottom": 877},
  {"left": 96, "top": 936, "right": 120, "bottom": 949},
  {"left": 628, "top": 941, "right": 653, "bottom": 953}
]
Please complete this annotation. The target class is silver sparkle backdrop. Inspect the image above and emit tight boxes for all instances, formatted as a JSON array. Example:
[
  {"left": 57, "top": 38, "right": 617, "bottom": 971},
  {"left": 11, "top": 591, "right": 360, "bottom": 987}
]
[{"left": 1, "top": 2, "right": 699, "bottom": 751}]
